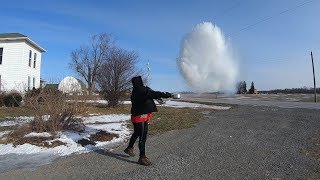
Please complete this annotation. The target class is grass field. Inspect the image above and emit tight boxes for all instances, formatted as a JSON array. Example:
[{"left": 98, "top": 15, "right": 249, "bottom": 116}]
[
  {"left": 0, "top": 107, "right": 36, "bottom": 118},
  {"left": 0, "top": 103, "right": 219, "bottom": 135}
]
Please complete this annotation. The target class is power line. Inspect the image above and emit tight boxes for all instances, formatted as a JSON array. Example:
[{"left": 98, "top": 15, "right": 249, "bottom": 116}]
[
  {"left": 214, "top": 0, "right": 242, "bottom": 19},
  {"left": 235, "top": 0, "right": 313, "bottom": 35},
  {"left": 243, "top": 58, "right": 292, "bottom": 64},
  {"left": 242, "top": 56, "right": 312, "bottom": 64}
]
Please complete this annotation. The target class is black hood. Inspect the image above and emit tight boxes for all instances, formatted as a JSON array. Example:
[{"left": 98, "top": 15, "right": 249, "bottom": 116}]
[{"left": 132, "top": 76, "right": 144, "bottom": 88}]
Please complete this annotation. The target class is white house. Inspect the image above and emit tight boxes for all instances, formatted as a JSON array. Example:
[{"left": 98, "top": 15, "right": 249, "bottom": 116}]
[{"left": 0, "top": 33, "right": 46, "bottom": 92}]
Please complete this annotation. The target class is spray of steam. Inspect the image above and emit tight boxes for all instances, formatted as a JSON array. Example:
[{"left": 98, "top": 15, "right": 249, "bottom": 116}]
[{"left": 177, "top": 22, "right": 238, "bottom": 93}]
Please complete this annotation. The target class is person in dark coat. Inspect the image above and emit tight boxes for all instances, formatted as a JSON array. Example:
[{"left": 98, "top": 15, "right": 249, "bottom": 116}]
[{"left": 124, "top": 76, "right": 172, "bottom": 166}]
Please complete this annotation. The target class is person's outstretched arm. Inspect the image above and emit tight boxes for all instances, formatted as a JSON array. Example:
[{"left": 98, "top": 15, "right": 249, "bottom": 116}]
[{"left": 138, "top": 86, "right": 172, "bottom": 99}]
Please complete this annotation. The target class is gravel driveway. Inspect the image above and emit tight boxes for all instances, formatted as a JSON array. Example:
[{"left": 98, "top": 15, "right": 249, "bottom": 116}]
[{"left": 1, "top": 105, "right": 319, "bottom": 179}]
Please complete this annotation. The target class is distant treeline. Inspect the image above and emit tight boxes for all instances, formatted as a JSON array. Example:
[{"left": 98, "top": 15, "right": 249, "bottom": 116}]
[{"left": 259, "top": 88, "right": 320, "bottom": 94}]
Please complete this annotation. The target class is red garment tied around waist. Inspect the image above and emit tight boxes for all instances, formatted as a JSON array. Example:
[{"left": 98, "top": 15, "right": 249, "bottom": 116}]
[{"left": 131, "top": 113, "right": 152, "bottom": 123}]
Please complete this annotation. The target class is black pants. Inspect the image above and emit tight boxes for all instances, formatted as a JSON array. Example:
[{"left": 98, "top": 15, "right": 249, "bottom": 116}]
[{"left": 127, "top": 121, "right": 148, "bottom": 156}]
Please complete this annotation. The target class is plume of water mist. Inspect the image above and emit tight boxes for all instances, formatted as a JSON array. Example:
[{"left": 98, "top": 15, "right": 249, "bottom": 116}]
[{"left": 177, "top": 22, "right": 238, "bottom": 93}]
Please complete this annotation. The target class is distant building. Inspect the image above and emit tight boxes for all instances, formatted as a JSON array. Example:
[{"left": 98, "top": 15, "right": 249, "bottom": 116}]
[
  {"left": 44, "top": 83, "right": 59, "bottom": 90},
  {"left": 0, "top": 33, "right": 46, "bottom": 92}
]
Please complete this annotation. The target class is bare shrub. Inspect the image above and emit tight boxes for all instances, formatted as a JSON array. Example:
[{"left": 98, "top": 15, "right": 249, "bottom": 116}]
[
  {"left": 3, "top": 92, "right": 22, "bottom": 107},
  {"left": 24, "top": 88, "right": 89, "bottom": 132},
  {"left": 96, "top": 47, "right": 140, "bottom": 107},
  {"left": 0, "top": 92, "right": 4, "bottom": 106},
  {"left": 0, "top": 127, "right": 65, "bottom": 147},
  {"left": 0, "top": 124, "right": 33, "bottom": 145}
]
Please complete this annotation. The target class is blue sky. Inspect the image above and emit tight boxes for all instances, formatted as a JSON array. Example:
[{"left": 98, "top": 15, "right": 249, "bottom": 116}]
[{"left": 1, "top": 0, "right": 320, "bottom": 91}]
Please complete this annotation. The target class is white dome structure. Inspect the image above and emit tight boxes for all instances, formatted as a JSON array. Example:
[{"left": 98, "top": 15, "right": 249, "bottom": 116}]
[{"left": 58, "top": 76, "right": 87, "bottom": 95}]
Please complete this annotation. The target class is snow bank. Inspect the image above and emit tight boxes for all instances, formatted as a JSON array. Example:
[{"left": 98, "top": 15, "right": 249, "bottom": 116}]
[
  {"left": 83, "top": 114, "right": 130, "bottom": 124},
  {"left": 0, "top": 114, "right": 131, "bottom": 156}
]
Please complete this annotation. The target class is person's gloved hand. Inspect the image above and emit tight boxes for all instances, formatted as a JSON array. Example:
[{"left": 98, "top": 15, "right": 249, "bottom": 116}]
[{"left": 156, "top": 98, "right": 165, "bottom": 104}]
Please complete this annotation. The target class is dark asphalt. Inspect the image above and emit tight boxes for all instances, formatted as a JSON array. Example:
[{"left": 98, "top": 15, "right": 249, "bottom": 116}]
[
  {"left": 1, "top": 105, "right": 319, "bottom": 179},
  {"left": 180, "top": 96, "right": 320, "bottom": 109}
]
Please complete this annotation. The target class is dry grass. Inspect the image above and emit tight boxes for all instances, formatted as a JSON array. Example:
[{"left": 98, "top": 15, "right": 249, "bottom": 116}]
[
  {"left": 118, "top": 102, "right": 223, "bottom": 135},
  {"left": 85, "top": 104, "right": 131, "bottom": 115},
  {"left": 301, "top": 136, "right": 320, "bottom": 161},
  {"left": 1, "top": 102, "right": 219, "bottom": 135},
  {"left": 89, "top": 130, "right": 119, "bottom": 142},
  {"left": 0, "top": 107, "right": 36, "bottom": 119},
  {"left": 148, "top": 106, "right": 215, "bottom": 135},
  {"left": 0, "top": 136, "right": 65, "bottom": 148},
  {"left": 0, "top": 125, "right": 15, "bottom": 132},
  {"left": 0, "top": 124, "right": 65, "bottom": 148},
  {"left": 1, "top": 99, "right": 224, "bottom": 148}
]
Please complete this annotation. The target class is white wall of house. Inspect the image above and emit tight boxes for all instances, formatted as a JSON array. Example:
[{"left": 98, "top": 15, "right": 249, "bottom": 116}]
[{"left": 0, "top": 40, "right": 43, "bottom": 92}]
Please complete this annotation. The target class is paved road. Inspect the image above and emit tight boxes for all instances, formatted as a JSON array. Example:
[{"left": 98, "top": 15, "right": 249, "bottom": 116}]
[
  {"left": 180, "top": 95, "right": 320, "bottom": 109},
  {"left": 1, "top": 105, "right": 319, "bottom": 179}
]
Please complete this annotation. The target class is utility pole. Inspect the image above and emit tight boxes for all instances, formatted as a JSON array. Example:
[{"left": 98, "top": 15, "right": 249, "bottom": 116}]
[{"left": 311, "top": 51, "right": 317, "bottom": 102}]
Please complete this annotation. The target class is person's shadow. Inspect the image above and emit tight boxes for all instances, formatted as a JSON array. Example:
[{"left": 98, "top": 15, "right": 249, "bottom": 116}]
[
  {"left": 63, "top": 126, "right": 138, "bottom": 165},
  {"left": 94, "top": 148, "right": 138, "bottom": 164}
]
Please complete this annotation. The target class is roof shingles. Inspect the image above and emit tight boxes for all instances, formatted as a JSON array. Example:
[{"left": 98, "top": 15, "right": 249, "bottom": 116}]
[{"left": 0, "top": 33, "right": 27, "bottom": 38}]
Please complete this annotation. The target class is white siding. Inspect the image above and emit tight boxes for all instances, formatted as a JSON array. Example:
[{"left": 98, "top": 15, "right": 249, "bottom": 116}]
[
  {"left": 0, "top": 41, "right": 24, "bottom": 92},
  {"left": 23, "top": 41, "right": 42, "bottom": 91},
  {"left": 0, "top": 40, "right": 43, "bottom": 92}
]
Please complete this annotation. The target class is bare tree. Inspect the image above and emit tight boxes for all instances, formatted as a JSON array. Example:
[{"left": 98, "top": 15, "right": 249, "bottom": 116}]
[
  {"left": 96, "top": 47, "right": 140, "bottom": 107},
  {"left": 69, "top": 33, "right": 112, "bottom": 95}
]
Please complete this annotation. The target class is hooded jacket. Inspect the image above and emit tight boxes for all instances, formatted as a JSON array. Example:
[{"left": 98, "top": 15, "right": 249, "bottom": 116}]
[{"left": 131, "top": 76, "right": 171, "bottom": 116}]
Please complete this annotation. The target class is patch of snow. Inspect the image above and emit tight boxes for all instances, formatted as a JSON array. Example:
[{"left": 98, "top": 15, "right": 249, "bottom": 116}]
[
  {"left": 85, "top": 100, "right": 108, "bottom": 104},
  {"left": 41, "top": 115, "right": 50, "bottom": 121},
  {"left": 83, "top": 114, "right": 130, "bottom": 124},
  {"left": 0, "top": 115, "right": 49, "bottom": 127},
  {"left": 24, "top": 132, "right": 52, "bottom": 138},
  {"left": 0, "top": 131, "right": 10, "bottom": 138},
  {"left": 122, "top": 101, "right": 131, "bottom": 104},
  {"left": 0, "top": 144, "right": 51, "bottom": 155},
  {"left": 0, "top": 114, "right": 131, "bottom": 157},
  {"left": 0, "top": 121, "right": 17, "bottom": 127},
  {"left": 0, "top": 116, "right": 34, "bottom": 127}
]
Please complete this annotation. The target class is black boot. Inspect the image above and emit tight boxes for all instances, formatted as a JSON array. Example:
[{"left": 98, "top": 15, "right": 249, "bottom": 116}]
[
  {"left": 124, "top": 147, "right": 135, "bottom": 157},
  {"left": 138, "top": 155, "right": 152, "bottom": 166}
]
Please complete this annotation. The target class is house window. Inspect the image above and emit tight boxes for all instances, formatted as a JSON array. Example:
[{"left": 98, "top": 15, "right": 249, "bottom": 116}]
[
  {"left": 28, "top": 76, "right": 31, "bottom": 90},
  {"left": 33, "top": 77, "right": 35, "bottom": 88},
  {"left": 29, "top": 50, "right": 32, "bottom": 67},
  {"left": 33, "top": 53, "right": 37, "bottom": 68},
  {"left": 0, "top": 48, "right": 3, "bottom": 65}
]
